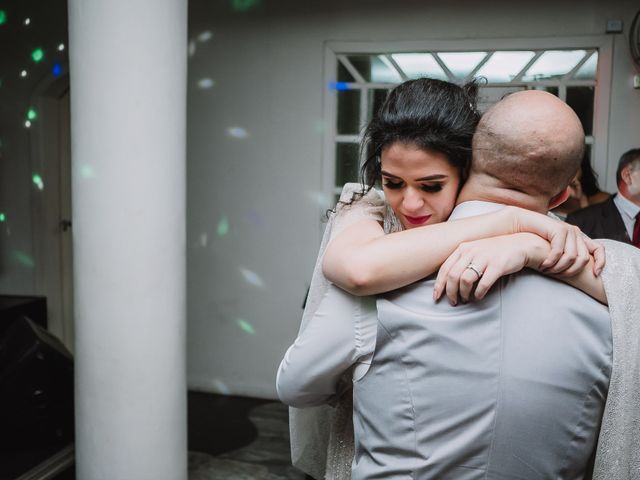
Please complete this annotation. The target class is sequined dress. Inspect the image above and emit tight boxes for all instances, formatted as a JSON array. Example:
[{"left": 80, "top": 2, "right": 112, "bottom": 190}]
[{"left": 288, "top": 183, "right": 400, "bottom": 479}]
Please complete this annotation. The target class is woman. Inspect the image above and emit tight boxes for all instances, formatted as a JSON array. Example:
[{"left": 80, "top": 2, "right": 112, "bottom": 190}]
[
  {"left": 278, "top": 78, "right": 606, "bottom": 479},
  {"left": 552, "top": 153, "right": 611, "bottom": 219}
]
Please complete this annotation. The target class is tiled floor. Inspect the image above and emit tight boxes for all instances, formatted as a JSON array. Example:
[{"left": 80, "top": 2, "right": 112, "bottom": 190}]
[{"left": 187, "top": 392, "right": 306, "bottom": 480}]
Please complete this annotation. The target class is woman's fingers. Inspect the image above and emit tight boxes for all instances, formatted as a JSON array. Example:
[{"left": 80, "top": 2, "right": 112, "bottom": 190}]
[
  {"left": 545, "top": 226, "right": 578, "bottom": 274},
  {"left": 433, "top": 248, "right": 461, "bottom": 300},
  {"left": 556, "top": 232, "right": 590, "bottom": 277},
  {"left": 458, "top": 266, "right": 482, "bottom": 303},
  {"left": 474, "top": 265, "right": 501, "bottom": 300},
  {"left": 539, "top": 222, "right": 569, "bottom": 270},
  {"left": 585, "top": 238, "right": 605, "bottom": 276},
  {"left": 445, "top": 257, "right": 473, "bottom": 305}
]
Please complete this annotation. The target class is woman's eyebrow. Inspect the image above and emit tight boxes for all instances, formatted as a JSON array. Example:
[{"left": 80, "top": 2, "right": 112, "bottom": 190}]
[
  {"left": 416, "top": 174, "right": 447, "bottom": 181},
  {"left": 381, "top": 170, "right": 401, "bottom": 179},
  {"left": 381, "top": 170, "right": 448, "bottom": 181}
]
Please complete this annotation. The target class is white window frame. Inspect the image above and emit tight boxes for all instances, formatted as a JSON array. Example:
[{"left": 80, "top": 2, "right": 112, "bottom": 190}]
[{"left": 322, "top": 36, "right": 613, "bottom": 202}]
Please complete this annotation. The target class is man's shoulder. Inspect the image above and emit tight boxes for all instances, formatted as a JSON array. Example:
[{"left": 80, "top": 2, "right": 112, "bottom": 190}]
[{"left": 502, "top": 271, "right": 610, "bottom": 323}]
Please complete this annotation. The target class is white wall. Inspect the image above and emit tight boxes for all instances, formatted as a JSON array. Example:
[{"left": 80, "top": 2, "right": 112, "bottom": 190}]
[{"left": 186, "top": 0, "right": 640, "bottom": 399}]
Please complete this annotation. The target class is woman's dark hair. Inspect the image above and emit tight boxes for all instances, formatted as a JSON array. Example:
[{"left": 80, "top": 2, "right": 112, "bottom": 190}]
[
  {"left": 579, "top": 153, "right": 602, "bottom": 197},
  {"left": 358, "top": 77, "right": 481, "bottom": 198}
]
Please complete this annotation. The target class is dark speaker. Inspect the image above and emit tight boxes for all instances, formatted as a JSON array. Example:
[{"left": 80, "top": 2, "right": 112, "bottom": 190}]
[{"left": 0, "top": 317, "right": 74, "bottom": 448}]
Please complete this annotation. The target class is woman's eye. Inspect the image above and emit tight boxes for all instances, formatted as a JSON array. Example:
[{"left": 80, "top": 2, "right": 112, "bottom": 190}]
[
  {"left": 383, "top": 180, "right": 403, "bottom": 190},
  {"left": 421, "top": 184, "right": 443, "bottom": 193}
]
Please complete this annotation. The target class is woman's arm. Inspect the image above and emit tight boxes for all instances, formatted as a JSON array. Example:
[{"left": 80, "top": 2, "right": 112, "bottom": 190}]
[
  {"left": 433, "top": 233, "right": 607, "bottom": 305},
  {"left": 323, "top": 205, "right": 603, "bottom": 296}
]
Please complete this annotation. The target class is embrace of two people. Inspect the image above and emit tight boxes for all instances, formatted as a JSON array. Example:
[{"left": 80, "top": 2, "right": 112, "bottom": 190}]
[{"left": 277, "top": 79, "right": 640, "bottom": 480}]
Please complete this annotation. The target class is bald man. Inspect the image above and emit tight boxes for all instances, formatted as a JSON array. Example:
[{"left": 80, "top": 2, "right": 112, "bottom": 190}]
[{"left": 350, "top": 91, "right": 614, "bottom": 479}]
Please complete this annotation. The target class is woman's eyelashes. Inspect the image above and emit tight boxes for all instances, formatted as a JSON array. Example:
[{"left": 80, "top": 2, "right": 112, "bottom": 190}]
[
  {"left": 383, "top": 179, "right": 403, "bottom": 189},
  {"left": 382, "top": 179, "right": 444, "bottom": 193},
  {"left": 421, "top": 183, "right": 443, "bottom": 193}
]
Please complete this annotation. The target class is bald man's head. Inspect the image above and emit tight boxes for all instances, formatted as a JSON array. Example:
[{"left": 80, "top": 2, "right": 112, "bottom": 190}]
[{"left": 471, "top": 90, "right": 585, "bottom": 200}]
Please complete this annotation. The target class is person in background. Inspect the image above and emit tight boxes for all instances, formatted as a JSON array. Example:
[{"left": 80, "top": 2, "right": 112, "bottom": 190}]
[
  {"left": 552, "top": 153, "right": 611, "bottom": 220},
  {"left": 567, "top": 148, "right": 640, "bottom": 247}
]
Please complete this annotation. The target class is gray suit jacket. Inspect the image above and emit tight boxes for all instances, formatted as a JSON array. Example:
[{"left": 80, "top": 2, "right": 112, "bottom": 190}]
[{"left": 352, "top": 201, "right": 613, "bottom": 479}]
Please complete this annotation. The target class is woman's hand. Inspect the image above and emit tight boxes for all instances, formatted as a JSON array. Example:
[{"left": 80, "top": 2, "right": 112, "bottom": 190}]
[
  {"left": 506, "top": 206, "right": 605, "bottom": 276},
  {"left": 433, "top": 231, "right": 605, "bottom": 305},
  {"left": 433, "top": 233, "right": 542, "bottom": 305}
]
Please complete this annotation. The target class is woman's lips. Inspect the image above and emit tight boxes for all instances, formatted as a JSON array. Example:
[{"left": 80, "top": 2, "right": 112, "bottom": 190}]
[{"left": 404, "top": 214, "right": 431, "bottom": 225}]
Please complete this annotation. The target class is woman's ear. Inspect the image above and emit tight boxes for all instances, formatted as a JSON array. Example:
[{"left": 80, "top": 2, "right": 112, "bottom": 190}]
[{"left": 548, "top": 186, "right": 571, "bottom": 210}]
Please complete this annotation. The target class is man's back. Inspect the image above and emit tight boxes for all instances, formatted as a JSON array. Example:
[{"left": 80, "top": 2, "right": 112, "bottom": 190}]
[{"left": 352, "top": 207, "right": 612, "bottom": 479}]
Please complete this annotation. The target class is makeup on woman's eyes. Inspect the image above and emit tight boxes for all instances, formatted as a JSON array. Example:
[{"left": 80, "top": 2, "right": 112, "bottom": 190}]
[
  {"left": 383, "top": 179, "right": 403, "bottom": 189},
  {"left": 420, "top": 183, "right": 443, "bottom": 193},
  {"left": 382, "top": 178, "right": 445, "bottom": 192}
]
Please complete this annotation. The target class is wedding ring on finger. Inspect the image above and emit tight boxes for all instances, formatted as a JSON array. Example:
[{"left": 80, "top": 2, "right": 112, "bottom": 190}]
[{"left": 465, "top": 262, "right": 483, "bottom": 280}]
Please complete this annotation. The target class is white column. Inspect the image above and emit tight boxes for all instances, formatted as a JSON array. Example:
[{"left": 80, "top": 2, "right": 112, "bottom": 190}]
[{"left": 68, "top": 1, "right": 187, "bottom": 479}]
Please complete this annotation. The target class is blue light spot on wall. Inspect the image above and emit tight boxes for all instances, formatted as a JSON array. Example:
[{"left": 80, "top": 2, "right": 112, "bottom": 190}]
[
  {"left": 52, "top": 63, "right": 62, "bottom": 77},
  {"left": 328, "top": 81, "right": 350, "bottom": 91}
]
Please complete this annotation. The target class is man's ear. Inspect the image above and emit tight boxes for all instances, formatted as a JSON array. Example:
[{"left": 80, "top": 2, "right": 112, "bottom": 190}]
[
  {"left": 620, "top": 165, "right": 633, "bottom": 186},
  {"left": 548, "top": 186, "right": 571, "bottom": 210}
]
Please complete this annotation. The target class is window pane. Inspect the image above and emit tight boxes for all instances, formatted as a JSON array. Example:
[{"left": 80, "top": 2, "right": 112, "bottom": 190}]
[
  {"left": 347, "top": 55, "right": 402, "bottom": 83},
  {"left": 522, "top": 50, "right": 587, "bottom": 81},
  {"left": 477, "top": 86, "right": 525, "bottom": 112},
  {"left": 337, "top": 60, "right": 355, "bottom": 82},
  {"left": 346, "top": 56, "right": 373, "bottom": 81},
  {"left": 391, "top": 53, "right": 447, "bottom": 80},
  {"left": 566, "top": 86, "right": 594, "bottom": 135},
  {"left": 372, "top": 55, "right": 403, "bottom": 83},
  {"left": 367, "top": 89, "right": 389, "bottom": 121},
  {"left": 475, "top": 51, "right": 536, "bottom": 82},
  {"left": 336, "top": 143, "right": 361, "bottom": 187},
  {"left": 526, "top": 85, "right": 559, "bottom": 96},
  {"left": 574, "top": 52, "right": 598, "bottom": 80},
  {"left": 438, "top": 52, "right": 487, "bottom": 80},
  {"left": 337, "top": 90, "right": 360, "bottom": 135}
]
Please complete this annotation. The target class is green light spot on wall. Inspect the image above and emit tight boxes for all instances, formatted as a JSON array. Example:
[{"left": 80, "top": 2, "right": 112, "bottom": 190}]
[
  {"left": 236, "top": 319, "right": 255, "bottom": 335},
  {"left": 0, "top": 213, "right": 6, "bottom": 222},
  {"left": 31, "top": 48, "right": 44, "bottom": 63},
  {"left": 232, "top": 0, "right": 259, "bottom": 12},
  {"left": 0, "top": 10, "right": 7, "bottom": 25},
  {"left": 80, "top": 164, "right": 96, "bottom": 178},
  {"left": 32, "top": 174, "right": 44, "bottom": 190},
  {"left": 27, "top": 108, "right": 38, "bottom": 121},
  {"left": 217, "top": 216, "right": 229, "bottom": 236},
  {"left": 14, "top": 251, "right": 35, "bottom": 268}
]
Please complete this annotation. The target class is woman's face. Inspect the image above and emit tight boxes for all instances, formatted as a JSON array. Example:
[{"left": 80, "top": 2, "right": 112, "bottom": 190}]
[{"left": 380, "top": 142, "right": 461, "bottom": 230}]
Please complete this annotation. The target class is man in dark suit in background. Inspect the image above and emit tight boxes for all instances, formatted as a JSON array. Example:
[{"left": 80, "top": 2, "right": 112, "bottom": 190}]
[{"left": 567, "top": 148, "right": 640, "bottom": 247}]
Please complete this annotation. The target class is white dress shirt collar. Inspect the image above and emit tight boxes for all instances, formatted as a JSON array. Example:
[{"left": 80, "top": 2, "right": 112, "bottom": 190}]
[
  {"left": 449, "top": 200, "right": 507, "bottom": 221},
  {"left": 613, "top": 193, "right": 640, "bottom": 239}
]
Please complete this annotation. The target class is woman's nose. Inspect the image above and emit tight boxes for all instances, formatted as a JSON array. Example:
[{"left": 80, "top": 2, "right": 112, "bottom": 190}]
[{"left": 403, "top": 189, "right": 424, "bottom": 212}]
